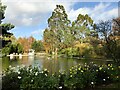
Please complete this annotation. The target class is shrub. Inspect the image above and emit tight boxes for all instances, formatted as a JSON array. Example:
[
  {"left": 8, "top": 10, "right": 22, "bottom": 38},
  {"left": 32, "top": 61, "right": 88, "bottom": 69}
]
[{"left": 2, "top": 63, "right": 120, "bottom": 90}]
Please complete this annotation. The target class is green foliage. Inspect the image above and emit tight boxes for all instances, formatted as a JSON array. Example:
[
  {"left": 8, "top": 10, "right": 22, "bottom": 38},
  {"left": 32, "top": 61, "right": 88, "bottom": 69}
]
[
  {"left": 17, "top": 43, "right": 23, "bottom": 53},
  {"left": 2, "top": 45, "right": 10, "bottom": 55},
  {"left": 1, "top": 23, "right": 14, "bottom": 37},
  {"left": 2, "top": 68, "right": 20, "bottom": 90},
  {"left": 43, "top": 5, "right": 98, "bottom": 56},
  {"left": 60, "top": 48, "right": 80, "bottom": 57},
  {"left": 2, "top": 42, "right": 23, "bottom": 55},
  {"left": 2, "top": 63, "right": 120, "bottom": 89},
  {"left": 44, "top": 5, "right": 72, "bottom": 54},
  {"left": 31, "top": 40, "right": 44, "bottom": 52},
  {"left": 0, "top": 2, "right": 15, "bottom": 48},
  {"left": 0, "top": 2, "right": 6, "bottom": 23},
  {"left": 3, "top": 66, "right": 59, "bottom": 90},
  {"left": 72, "top": 14, "right": 95, "bottom": 40},
  {"left": 60, "top": 46, "right": 94, "bottom": 58}
]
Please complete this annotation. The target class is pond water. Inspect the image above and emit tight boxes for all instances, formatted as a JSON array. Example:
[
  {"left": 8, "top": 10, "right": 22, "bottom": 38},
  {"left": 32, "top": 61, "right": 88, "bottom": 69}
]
[{"left": 1, "top": 55, "right": 110, "bottom": 74}]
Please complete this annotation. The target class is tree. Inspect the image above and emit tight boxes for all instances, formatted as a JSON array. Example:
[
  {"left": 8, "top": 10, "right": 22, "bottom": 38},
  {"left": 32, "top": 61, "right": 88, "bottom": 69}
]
[
  {"left": 43, "top": 5, "right": 98, "bottom": 57},
  {"left": 32, "top": 40, "right": 44, "bottom": 52},
  {"left": 72, "top": 14, "right": 95, "bottom": 41},
  {"left": 112, "top": 17, "right": 120, "bottom": 37},
  {"left": 17, "top": 43, "right": 23, "bottom": 53},
  {"left": 0, "top": 2, "right": 6, "bottom": 24},
  {"left": 17, "top": 36, "right": 35, "bottom": 53},
  {"left": 0, "top": 2, "right": 14, "bottom": 48},
  {"left": 2, "top": 42, "right": 23, "bottom": 55},
  {"left": 44, "top": 5, "right": 71, "bottom": 54},
  {"left": 96, "top": 20, "right": 120, "bottom": 65},
  {"left": 112, "top": 18, "right": 120, "bottom": 65},
  {"left": 43, "top": 29, "right": 51, "bottom": 53}
]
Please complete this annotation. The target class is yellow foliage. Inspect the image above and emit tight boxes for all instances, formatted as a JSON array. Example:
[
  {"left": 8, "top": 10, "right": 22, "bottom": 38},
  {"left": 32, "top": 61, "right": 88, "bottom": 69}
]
[
  {"left": 74, "top": 41, "right": 91, "bottom": 49},
  {"left": 74, "top": 41, "right": 93, "bottom": 55}
]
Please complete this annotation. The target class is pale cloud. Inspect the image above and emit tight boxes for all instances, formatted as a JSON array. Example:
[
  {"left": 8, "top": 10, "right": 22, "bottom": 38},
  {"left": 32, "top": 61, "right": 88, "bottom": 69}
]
[
  {"left": 68, "top": 2, "right": 118, "bottom": 23},
  {"left": 3, "top": 1, "right": 117, "bottom": 27},
  {"left": 68, "top": 8, "right": 90, "bottom": 21},
  {"left": 31, "top": 29, "right": 45, "bottom": 35},
  {"left": 93, "top": 2, "right": 110, "bottom": 12},
  {"left": 2, "top": 1, "right": 75, "bottom": 27},
  {"left": 92, "top": 8, "right": 118, "bottom": 23}
]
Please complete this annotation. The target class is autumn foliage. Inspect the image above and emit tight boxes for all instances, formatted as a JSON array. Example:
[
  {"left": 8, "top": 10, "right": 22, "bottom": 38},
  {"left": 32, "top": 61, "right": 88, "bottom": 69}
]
[{"left": 17, "top": 36, "right": 35, "bottom": 53}]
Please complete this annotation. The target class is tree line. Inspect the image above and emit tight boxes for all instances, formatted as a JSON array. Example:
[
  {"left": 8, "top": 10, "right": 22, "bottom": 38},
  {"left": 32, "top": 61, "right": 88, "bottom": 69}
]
[{"left": 43, "top": 5, "right": 120, "bottom": 65}]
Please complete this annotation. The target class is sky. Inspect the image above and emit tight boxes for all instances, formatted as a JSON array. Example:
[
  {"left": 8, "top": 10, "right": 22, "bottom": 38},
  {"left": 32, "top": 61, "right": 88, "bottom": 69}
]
[{"left": 2, "top": 0, "right": 119, "bottom": 40}]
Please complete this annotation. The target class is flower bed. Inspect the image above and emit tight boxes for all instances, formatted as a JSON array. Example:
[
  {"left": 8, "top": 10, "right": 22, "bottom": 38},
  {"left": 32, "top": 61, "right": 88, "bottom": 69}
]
[{"left": 2, "top": 63, "right": 120, "bottom": 90}]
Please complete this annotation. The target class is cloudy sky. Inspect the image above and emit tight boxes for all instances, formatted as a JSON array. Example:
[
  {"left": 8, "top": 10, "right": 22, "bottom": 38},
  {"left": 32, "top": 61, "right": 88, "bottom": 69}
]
[{"left": 2, "top": 0, "right": 119, "bottom": 40}]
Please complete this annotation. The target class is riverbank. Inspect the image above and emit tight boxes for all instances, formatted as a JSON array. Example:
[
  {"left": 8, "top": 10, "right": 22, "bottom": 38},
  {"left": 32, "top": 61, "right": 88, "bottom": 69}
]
[{"left": 35, "top": 52, "right": 47, "bottom": 56}]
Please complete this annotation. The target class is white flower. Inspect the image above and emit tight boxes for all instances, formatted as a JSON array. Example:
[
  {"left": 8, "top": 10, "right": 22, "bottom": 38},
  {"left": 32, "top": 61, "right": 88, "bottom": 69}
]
[
  {"left": 108, "top": 64, "right": 110, "bottom": 66},
  {"left": 70, "top": 75, "right": 72, "bottom": 77},
  {"left": 18, "top": 71, "right": 20, "bottom": 74},
  {"left": 78, "top": 68, "right": 81, "bottom": 70},
  {"left": 31, "top": 80, "right": 33, "bottom": 82},
  {"left": 30, "top": 69, "right": 32, "bottom": 72},
  {"left": 99, "top": 67, "right": 102, "bottom": 70},
  {"left": 35, "top": 72, "right": 38, "bottom": 76},
  {"left": 70, "top": 72, "right": 72, "bottom": 74},
  {"left": 59, "top": 86, "right": 62, "bottom": 89},
  {"left": 103, "top": 79, "right": 106, "bottom": 81},
  {"left": 118, "top": 66, "right": 120, "bottom": 69},
  {"left": 59, "top": 70, "right": 61, "bottom": 73},
  {"left": 96, "top": 70, "right": 98, "bottom": 72},
  {"left": 21, "top": 64, "right": 25, "bottom": 68},
  {"left": 18, "top": 76, "right": 21, "bottom": 79},
  {"left": 45, "top": 74, "right": 47, "bottom": 76},
  {"left": 91, "top": 82, "right": 94, "bottom": 84},
  {"left": 44, "top": 69, "right": 47, "bottom": 71},
  {"left": 9, "top": 65, "right": 12, "bottom": 68},
  {"left": 58, "top": 75, "right": 61, "bottom": 77},
  {"left": 81, "top": 70, "right": 83, "bottom": 73},
  {"left": 11, "top": 67, "right": 15, "bottom": 70}
]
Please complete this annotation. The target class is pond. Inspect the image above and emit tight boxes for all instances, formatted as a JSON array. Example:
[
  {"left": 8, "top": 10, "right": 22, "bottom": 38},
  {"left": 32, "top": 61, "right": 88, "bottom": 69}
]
[{"left": 1, "top": 55, "right": 111, "bottom": 74}]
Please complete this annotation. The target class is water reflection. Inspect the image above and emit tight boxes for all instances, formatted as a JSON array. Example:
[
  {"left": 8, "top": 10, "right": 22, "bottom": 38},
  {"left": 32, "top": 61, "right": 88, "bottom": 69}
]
[{"left": 2, "top": 56, "right": 108, "bottom": 73}]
